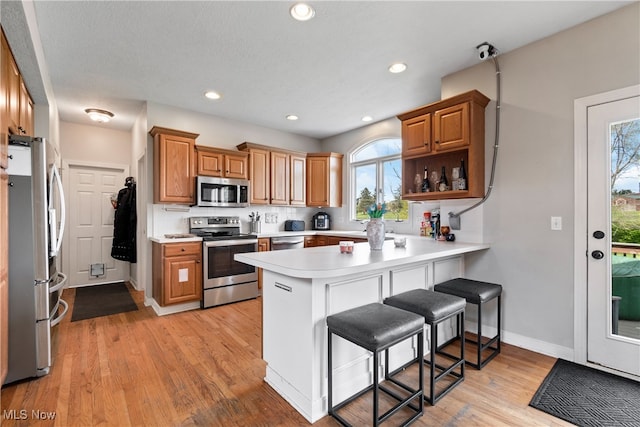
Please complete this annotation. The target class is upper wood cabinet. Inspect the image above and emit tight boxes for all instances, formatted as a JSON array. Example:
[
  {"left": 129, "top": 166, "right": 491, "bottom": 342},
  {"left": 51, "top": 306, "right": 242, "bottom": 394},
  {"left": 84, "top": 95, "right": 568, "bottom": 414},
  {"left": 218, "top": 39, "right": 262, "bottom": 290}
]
[
  {"left": 397, "top": 90, "right": 489, "bottom": 201},
  {"left": 195, "top": 145, "right": 248, "bottom": 179},
  {"left": 237, "top": 142, "right": 306, "bottom": 206},
  {"left": 401, "top": 113, "right": 432, "bottom": 157},
  {"left": 238, "top": 143, "right": 270, "bottom": 205},
  {"left": 3, "top": 31, "right": 33, "bottom": 138},
  {"left": 290, "top": 153, "right": 306, "bottom": 206},
  {"left": 150, "top": 126, "right": 199, "bottom": 205},
  {"left": 270, "top": 150, "right": 289, "bottom": 205},
  {"left": 306, "top": 152, "right": 343, "bottom": 208}
]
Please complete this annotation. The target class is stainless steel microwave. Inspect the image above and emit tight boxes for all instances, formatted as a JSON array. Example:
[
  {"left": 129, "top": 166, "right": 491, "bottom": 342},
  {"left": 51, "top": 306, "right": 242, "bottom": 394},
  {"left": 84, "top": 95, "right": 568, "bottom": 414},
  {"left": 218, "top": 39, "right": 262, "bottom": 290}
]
[{"left": 196, "top": 176, "right": 250, "bottom": 207}]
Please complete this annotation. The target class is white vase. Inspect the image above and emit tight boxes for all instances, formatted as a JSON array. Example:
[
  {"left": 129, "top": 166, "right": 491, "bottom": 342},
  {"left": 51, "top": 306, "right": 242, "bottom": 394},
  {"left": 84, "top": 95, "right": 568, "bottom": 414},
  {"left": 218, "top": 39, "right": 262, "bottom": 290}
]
[{"left": 367, "top": 218, "right": 385, "bottom": 250}]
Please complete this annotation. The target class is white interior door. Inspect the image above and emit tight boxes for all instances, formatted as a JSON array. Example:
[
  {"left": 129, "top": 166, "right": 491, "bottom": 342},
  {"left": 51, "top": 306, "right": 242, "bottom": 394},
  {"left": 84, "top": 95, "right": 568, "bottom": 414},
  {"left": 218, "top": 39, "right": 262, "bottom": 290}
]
[
  {"left": 66, "top": 163, "right": 128, "bottom": 287},
  {"left": 587, "top": 94, "right": 640, "bottom": 376}
]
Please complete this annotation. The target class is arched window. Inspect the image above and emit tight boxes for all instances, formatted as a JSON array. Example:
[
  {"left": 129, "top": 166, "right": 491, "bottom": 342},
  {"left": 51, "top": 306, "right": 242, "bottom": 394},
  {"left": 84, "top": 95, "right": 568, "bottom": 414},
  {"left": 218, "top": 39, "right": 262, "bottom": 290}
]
[{"left": 350, "top": 138, "right": 408, "bottom": 221}]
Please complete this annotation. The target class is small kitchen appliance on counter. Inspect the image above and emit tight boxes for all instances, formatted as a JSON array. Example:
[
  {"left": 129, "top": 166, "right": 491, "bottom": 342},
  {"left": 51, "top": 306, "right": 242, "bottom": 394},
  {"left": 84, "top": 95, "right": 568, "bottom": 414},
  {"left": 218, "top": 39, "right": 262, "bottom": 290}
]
[
  {"left": 284, "top": 220, "right": 305, "bottom": 231},
  {"left": 312, "top": 212, "right": 331, "bottom": 230}
]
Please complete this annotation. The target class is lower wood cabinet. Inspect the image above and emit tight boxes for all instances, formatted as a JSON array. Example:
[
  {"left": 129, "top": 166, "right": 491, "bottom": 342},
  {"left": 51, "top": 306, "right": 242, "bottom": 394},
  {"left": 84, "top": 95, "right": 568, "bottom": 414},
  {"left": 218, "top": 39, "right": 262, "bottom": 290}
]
[
  {"left": 152, "top": 242, "right": 202, "bottom": 306},
  {"left": 257, "top": 238, "right": 271, "bottom": 289},
  {"left": 304, "top": 235, "right": 367, "bottom": 247}
]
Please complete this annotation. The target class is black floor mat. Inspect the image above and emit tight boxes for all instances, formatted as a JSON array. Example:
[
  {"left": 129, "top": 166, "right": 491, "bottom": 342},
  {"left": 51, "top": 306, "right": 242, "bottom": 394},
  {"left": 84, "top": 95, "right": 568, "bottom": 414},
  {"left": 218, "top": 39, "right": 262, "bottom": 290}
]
[
  {"left": 70, "top": 282, "right": 138, "bottom": 322},
  {"left": 530, "top": 358, "right": 640, "bottom": 426}
]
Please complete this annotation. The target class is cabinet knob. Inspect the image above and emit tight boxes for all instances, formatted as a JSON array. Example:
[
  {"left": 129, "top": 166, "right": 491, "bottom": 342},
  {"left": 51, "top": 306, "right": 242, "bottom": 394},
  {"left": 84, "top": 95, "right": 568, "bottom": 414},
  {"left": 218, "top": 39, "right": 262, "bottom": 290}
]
[
  {"left": 435, "top": 140, "right": 440, "bottom": 144},
  {"left": 8, "top": 154, "right": 13, "bottom": 159},
  {"left": 181, "top": 248, "right": 185, "bottom": 251}
]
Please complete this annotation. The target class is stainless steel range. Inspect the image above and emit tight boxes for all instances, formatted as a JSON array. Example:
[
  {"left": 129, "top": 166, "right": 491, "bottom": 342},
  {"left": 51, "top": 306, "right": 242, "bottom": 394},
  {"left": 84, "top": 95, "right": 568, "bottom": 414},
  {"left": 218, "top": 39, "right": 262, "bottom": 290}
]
[{"left": 189, "top": 216, "right": 259, "bottom": 308}]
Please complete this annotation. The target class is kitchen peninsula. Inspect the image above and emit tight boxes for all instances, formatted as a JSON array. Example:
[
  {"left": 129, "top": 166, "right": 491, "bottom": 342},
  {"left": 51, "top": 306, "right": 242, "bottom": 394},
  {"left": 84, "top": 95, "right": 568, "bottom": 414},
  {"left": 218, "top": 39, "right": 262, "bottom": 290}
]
[{"left": 235, "top": 238, "right": 489, "bottom": 423}]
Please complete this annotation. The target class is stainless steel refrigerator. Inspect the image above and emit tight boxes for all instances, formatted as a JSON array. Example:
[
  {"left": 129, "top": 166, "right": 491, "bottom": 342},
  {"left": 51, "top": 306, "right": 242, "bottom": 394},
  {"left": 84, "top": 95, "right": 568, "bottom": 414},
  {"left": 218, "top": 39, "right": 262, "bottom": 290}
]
[{"left": 5, "top": 135, "right": 68, "bottom": 384}]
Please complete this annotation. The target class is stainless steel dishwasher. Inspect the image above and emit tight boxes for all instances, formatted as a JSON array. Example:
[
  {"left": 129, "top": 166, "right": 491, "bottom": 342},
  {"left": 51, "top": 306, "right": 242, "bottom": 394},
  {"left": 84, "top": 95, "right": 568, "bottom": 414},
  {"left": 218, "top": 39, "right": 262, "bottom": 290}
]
[{"left": 271, "top": 235, "right": 305, "bottom": 250}]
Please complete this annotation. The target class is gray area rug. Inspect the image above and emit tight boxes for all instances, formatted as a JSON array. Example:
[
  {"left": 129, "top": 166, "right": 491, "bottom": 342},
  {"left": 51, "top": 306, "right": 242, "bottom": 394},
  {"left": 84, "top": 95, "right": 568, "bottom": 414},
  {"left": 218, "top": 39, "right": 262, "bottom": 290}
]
[
  {"left": 530, "top": 358, "right": 640, "bottom": 426},
  {"left": 71, "top": 282, "right": 138, "bottom": 322}
]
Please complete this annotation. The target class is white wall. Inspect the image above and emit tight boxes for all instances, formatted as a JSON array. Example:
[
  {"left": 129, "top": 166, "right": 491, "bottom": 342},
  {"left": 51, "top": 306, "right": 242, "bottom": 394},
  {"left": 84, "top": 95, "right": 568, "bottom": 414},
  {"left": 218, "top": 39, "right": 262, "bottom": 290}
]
[
  {"left": 439, "top": 3, "right": 640, "bottom": 356},
  {"left": 147, "top": 102, "right": 321, "bottom": 152},
  {"left": 59, "top": 121, "right": 132, "bottom": 164}
]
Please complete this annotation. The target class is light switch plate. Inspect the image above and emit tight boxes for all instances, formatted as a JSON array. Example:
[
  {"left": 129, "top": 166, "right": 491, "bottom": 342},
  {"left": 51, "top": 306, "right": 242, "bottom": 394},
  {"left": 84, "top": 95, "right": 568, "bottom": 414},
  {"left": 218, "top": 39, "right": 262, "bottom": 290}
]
[{"left": 551, "top": 216, "right": 562, "bottom": 231}]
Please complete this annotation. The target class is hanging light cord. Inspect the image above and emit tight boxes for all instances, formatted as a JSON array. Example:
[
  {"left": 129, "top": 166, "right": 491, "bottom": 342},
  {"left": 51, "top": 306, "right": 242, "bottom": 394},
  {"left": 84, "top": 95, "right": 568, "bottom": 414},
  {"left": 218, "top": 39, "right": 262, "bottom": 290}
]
[{"left": 449, "top": 53, "right": 501, "bottom": 221}]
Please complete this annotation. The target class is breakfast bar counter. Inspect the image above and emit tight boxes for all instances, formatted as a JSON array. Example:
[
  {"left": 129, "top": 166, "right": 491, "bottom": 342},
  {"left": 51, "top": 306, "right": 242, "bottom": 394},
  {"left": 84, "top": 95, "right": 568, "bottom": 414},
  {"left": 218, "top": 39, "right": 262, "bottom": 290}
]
[{"left": 235, "top": 238, "right": 489, "bottom": 423}]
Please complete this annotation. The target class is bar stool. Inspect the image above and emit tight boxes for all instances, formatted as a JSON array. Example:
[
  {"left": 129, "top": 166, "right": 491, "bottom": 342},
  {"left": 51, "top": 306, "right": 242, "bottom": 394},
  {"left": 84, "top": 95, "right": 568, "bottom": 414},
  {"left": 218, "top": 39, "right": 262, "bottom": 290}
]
[
  {"left": 326, "top": 302, "right": 425, "bottom": 427},
  {"left": 384, "top": 289, "right": 466, "bottom": 405},
  {"left": 434, "top": 278, "right": 502, "bottom": 369}
]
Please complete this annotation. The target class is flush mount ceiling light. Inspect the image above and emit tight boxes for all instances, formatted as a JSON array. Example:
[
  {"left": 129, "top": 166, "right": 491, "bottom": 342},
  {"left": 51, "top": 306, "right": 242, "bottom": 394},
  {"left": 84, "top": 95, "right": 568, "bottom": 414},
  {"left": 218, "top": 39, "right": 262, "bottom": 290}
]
[
  {"left": 290, "top": 3, "right": 315, "bottom": 21},
  {"left": 361, "top": 115, "right": 373, "bottom": 122},
  {"left": 84, "top": 108, "right": 114, "bottom": 123},
  {"left": 204, "top": 90, "right": 222, "bottom": 100},
  {"left": 286, "top": 114, "right": 299, "bottom": 121},
  {"left": 388, "top": 62, "right": 407, "bottom": 73}
]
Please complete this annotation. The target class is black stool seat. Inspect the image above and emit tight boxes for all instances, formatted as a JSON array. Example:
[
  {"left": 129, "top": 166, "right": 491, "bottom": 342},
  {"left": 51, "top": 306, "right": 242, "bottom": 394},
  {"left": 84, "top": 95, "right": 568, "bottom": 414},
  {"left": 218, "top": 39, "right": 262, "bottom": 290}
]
[
  {"left": 384, "top": 289, "right": 466, "bottom": 405},
  {"left": 434, "top": 278, "right": 502, "bottom": 304},
  {"left": 434, "top": 278, "right": 502, "bottom": 369},
  {"left": 327, "top": 303, "right": 425, "bottom": 426},
  {"left": 327, "top": 303, "right": 425, "bottom": 352},
  {"left": 384, "top": 289, "right": 466, "bottom": 322}
]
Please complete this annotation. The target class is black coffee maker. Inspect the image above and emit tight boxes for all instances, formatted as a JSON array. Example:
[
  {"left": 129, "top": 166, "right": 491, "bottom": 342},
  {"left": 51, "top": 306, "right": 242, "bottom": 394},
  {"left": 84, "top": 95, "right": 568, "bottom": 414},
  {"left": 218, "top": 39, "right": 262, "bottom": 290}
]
[{"left": 312, "top": 212, "right": 331, "bottom": 230}]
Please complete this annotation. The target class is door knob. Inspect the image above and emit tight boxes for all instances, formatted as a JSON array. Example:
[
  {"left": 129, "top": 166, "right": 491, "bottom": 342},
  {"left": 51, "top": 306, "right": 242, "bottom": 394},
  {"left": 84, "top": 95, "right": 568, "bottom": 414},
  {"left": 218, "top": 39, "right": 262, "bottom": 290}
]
[{"left": 591, "top": 250, "right": 604, "bottom": 260}]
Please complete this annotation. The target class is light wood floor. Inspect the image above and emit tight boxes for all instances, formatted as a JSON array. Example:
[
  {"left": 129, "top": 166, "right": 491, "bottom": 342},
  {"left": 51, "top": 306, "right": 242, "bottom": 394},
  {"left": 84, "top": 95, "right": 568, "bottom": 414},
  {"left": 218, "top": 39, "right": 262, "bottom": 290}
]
[{"left": 1, "top": 284, "right": 572, "bottom": 426}]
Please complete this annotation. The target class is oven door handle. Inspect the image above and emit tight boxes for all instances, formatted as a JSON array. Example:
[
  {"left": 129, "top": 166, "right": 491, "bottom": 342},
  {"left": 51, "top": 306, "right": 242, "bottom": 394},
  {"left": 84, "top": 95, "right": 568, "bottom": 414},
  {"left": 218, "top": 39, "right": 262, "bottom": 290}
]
[{"left": 204, "top": 239, "right": 258, "bottom": 247}]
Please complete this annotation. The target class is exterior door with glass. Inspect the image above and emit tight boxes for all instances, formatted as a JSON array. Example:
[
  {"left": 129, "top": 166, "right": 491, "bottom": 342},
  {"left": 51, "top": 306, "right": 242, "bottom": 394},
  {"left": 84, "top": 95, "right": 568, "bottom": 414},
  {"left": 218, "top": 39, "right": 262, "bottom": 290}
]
[{"left": 587, "top": 91, "right": 640, "bottom": 377}]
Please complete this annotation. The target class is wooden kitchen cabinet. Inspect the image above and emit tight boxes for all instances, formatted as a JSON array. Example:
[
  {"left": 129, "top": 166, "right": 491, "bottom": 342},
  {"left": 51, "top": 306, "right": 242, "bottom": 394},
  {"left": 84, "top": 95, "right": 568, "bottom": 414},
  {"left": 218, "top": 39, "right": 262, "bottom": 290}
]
[
  {"left": 237, "top": 142, "right": 306, "bottom": 206},
  {"left": 152, "top": 241, "right": 202, "bottom": 306},
  {"left": 150, "top": 126, "right": 199, "bottom": 205},
  {"left": 257, "top": 238, "right": 271, "bottom": 289},
  {"left": 290, "top": 153, "right": 306, "bottom": 206},
  {"left": 398, "top": 90, "right": 489, "bottom": 201},
  {"left": 238, "top": 143, "right": 270, "bottom": 204},
  {"left": 270, "top": 150, "right": 289, "bottom": 205},
  {"left": 306, "top": 152, "right": 343, "bottom": 208},
  {"left": 401, "top": 113, "right": 432, "bottom": 157},
  {"left": 3, "top": 31, "right": 33, "bottom": 138},
  {"left": 196, "top": 145, "right": 248, "bottom": 179}
]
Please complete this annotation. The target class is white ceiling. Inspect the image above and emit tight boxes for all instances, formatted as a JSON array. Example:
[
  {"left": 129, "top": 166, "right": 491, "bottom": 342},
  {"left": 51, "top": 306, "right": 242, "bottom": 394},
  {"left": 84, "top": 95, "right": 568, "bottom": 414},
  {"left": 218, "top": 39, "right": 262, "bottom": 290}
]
[{"left": 5, "top": 1, "right": 634, "bottom": 139}]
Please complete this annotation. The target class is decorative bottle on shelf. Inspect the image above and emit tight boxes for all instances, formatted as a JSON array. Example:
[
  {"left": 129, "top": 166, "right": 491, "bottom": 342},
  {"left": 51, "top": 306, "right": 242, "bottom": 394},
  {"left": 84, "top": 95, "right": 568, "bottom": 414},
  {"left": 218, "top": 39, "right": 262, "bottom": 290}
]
[
  {"left": 438, "top": 166, "right": 449, "bottom": 192},
  {"left": 421, "top": 166, "right": 430, "bottom": 192},
  {"left": 459, "top": 158, "right": 467, "bottom": 191}
]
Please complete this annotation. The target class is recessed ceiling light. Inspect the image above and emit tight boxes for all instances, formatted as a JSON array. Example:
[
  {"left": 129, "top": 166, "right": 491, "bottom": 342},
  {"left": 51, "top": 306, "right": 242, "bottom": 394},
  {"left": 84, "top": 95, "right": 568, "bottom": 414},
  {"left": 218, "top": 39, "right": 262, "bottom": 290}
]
[
  {"left": 362, "top": 116, "right": 373, "bottom": 122},
  {"left": 84, "top": 108, "right": 114, "bottom": 123},
  {"left": 388, "top": 62, "right": 407, "bottom": 73},
  {"left": 290, "top": 3, "right": 315, "bottom": 21},
  {"left": 204, "top": 91, "right": 222, "bottom": 100},
  {"left": 286, "top": 115, "right": 299, "bottom": 121}
]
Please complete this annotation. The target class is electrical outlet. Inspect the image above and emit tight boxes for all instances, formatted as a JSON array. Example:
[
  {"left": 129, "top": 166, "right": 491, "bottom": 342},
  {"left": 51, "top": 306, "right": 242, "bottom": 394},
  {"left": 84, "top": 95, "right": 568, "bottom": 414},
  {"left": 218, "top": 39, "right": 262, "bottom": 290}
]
[{"left": 551, "top": 216, "right": 562, "bottom": 231}]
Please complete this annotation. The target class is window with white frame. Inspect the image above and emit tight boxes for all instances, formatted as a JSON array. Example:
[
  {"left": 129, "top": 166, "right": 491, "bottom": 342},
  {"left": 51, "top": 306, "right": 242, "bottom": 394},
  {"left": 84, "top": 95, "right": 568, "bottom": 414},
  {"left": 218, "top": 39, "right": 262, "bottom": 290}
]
[{"left": 351, "top": 138, "right": 408, "bottom": 221}]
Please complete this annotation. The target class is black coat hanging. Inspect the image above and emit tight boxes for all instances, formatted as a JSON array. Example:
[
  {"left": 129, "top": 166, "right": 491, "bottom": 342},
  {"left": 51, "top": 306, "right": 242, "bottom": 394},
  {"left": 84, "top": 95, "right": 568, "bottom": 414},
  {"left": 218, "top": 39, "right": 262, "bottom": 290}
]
[{"left": 111, "top": 177, "right": 137, "bottom": 263}]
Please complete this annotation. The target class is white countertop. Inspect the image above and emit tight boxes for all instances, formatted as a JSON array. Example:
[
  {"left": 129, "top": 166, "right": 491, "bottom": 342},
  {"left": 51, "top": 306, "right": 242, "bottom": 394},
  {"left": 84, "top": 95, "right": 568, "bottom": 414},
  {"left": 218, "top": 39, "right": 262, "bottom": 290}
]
[
  {"left": 149, "top": 236, "right": 203, "bottom": 244},
  {"left": 235, "top": 238, "right": 490, "bottom": 279}
]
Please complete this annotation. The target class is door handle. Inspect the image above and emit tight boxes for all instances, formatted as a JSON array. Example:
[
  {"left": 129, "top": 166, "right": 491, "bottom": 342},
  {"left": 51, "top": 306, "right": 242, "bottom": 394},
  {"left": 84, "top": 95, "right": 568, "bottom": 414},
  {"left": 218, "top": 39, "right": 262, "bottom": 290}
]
[{"left": 591, "top": 250, "right": 604, "bottom": 260}]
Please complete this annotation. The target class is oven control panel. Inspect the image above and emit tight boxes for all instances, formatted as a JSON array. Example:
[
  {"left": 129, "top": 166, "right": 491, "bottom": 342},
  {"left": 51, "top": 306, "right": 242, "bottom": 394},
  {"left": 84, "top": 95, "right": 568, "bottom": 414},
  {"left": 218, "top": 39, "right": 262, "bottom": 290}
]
[{"left": 190, "top": 216, "right": 240, "bottom": 229}]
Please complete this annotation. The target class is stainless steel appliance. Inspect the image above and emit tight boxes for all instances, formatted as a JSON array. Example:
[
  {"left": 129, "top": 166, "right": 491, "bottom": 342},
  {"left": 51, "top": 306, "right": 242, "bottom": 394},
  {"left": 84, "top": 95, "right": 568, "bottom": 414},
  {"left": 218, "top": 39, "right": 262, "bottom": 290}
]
[
  {"left": 195, "top": 176, "right": 249, "bottom": 207},
  {"left": 5, "top": 136, "right": 68, "bottom": 384},
  {"left": 189, "top": 216, "right": 259, "bottom": 308},
  {"left": 312, "top": 212, "right": 331, "bottom": 230},
  {"left": 271, "top": 236, "right": 304, "bottom": 251}
]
